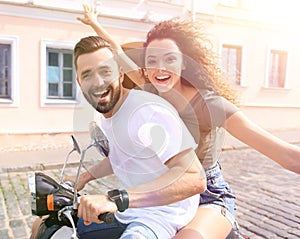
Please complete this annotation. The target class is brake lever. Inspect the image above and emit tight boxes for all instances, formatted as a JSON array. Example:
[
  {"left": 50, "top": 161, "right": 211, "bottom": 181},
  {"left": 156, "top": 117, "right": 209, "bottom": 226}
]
[{"left": 60, "top": 208, "right": 79, "bottom": 239}]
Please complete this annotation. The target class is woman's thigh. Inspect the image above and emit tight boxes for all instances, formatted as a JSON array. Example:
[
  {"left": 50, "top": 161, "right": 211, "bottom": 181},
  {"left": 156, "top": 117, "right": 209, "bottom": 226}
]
[{"left": 173, "top": 207, "right": 232, "bottom": 239}]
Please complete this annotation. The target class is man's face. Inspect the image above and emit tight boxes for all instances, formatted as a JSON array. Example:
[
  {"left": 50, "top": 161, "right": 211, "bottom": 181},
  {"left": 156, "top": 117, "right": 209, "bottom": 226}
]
[{"left": 76, "top": 48, "right": 122, "bottom": 114}]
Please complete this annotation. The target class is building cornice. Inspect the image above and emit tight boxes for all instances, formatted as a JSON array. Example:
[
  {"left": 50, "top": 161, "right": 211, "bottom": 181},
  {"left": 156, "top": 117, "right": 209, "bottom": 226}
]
[{"left": 0, "top": 1, "right": 155, "bottom": 33}]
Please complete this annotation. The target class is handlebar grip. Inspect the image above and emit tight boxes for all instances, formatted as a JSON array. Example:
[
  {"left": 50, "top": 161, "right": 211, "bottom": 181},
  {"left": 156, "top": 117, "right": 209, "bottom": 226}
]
[{"left": 98, "top": 212, "right": 114, "bottom": 224}]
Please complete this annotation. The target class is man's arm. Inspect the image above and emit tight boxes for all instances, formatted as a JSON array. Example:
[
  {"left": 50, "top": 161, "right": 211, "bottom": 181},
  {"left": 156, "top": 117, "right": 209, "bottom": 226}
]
[
  {"left": 127, "top": 148, "right": 206, "bottom": 207},
  {"left": 66, "top": 157, "right": 113, "bottom": 191},
  {"left": 78, "top": 148, "right": 206, "bottom": 225}
]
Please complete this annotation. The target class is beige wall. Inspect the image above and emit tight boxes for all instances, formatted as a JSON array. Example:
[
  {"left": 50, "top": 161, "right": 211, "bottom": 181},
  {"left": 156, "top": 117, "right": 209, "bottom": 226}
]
[
  {"left": 1, "top": 1, "right": 299, "bottom": 151},
  {"left": 0, "top": 6, "right": 148, "bottom": 136},
  {"left": 1, "top": 14, "right": 92, "bottom": 133},
  {"left": 199, "top": 10, "right": 300, "bottom": 130}
]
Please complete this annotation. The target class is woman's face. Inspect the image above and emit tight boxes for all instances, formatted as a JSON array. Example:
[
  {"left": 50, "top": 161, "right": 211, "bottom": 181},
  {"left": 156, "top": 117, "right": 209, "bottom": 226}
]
[{"left": 144, "top": 39, "right": 185, "bottom": 93}]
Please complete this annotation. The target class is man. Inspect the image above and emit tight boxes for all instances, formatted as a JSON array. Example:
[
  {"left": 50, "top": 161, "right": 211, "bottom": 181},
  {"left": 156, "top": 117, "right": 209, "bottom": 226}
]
[
  {"left": 32, "top": 35, "right": 206, "bottom": 239},
  {"left": 74, "top": 36, "right": 206, "bottom": 239}
]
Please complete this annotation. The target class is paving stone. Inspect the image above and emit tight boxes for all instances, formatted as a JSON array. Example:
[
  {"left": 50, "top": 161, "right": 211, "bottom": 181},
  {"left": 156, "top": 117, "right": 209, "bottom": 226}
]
[
  {"left": 0, "top": 229, "right": 10, "bottom": 239},
  {"left": 247, "top": 223, "right": 278, "bottom": 238},
  {"left": 288, "top": 229, "right": 300, "bottom": 238},
  {"left": 10, "top": 219, "right": 27, "bottom": 238},
  {"left": 269, "top": 215, "right": 300, "bottom": 229},
  {"left": 259, "top": 222, "right": 292, "bottom": 238}
]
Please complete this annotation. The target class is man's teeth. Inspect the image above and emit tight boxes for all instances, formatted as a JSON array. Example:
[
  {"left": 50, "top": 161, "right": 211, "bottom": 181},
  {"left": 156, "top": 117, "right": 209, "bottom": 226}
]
[
  {"left": 156, "top": 75, "right": 169, "bottom": 80},
  {"left": 94, "top": 90, "right": 108, "bottom": 97}
]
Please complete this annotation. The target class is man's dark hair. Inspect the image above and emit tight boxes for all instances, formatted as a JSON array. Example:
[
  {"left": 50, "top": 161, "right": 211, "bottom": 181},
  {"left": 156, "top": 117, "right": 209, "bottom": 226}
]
[{"left": 74, "top": 36, "right": 113, "bottom": 69}]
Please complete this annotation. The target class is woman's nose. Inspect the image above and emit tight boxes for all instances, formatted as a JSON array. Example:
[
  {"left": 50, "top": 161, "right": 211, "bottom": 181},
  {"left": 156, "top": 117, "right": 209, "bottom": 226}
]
[{"left": 157, "top": 62, "right": 166, "bottom": 71}]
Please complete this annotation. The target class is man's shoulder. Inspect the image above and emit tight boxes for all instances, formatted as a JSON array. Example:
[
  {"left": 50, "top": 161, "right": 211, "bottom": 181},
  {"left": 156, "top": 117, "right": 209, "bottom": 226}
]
[
  {"left": 129, "top": 89, "right": 171, "bottom": 105},
  {"left": 130, "top": 88, "right": 158, "bottom": 98},
  {"left": 127, "top": 90, "right": 180, "bottom": 122}
]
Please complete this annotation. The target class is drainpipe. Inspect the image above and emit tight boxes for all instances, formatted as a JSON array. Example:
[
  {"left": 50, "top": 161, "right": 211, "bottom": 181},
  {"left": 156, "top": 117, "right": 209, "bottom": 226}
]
[{"left": 190, "top": 0, "right": 195, "bottom": 20}]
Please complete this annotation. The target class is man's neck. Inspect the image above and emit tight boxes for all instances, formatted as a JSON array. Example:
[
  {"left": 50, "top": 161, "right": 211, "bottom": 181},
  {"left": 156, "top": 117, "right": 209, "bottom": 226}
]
[{"left": 103, "top": 87, "right": 131, "bottom": 118}]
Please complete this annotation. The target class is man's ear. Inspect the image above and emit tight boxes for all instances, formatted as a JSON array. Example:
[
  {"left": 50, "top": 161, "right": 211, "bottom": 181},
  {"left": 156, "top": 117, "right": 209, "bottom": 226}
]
[{"left": 76, "top": 76, "right": 81, "bottom": 86}]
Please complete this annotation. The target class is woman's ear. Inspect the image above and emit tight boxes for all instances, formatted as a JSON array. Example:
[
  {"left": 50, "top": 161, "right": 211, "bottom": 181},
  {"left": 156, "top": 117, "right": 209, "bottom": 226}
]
[
  {"left": 119, "top": 67, "right": 124, "bottom": 83},
  {"left": 182, "top": 60, "right": 186, "bottom": 71},
  {"left": 142, "top": 68, "right": 148, "bottom": 78}
]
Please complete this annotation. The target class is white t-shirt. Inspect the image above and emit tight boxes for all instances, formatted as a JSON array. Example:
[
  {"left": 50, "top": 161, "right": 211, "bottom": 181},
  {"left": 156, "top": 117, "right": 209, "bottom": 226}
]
[{"left": 101, "top": 90, "right": 199, "bottom": 239}]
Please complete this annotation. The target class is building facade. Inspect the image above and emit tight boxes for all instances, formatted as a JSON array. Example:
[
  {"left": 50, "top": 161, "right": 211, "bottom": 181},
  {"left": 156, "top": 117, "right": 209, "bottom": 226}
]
[{"left": 1, "top": 0, "right": 299, "bottom": 151}]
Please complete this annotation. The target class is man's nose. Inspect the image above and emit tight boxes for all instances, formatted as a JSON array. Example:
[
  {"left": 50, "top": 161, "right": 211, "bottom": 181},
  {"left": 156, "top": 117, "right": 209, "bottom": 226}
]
[{"left": 92, "top": 73, "right": 105, "bottom": 86}]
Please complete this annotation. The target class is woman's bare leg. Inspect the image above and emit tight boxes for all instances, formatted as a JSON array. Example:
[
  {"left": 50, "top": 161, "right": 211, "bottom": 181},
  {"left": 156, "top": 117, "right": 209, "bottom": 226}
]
[
  {"left": 174, "top": 207, "right": 232, "bottom": 239},
  {"left": 30, "top": 217, "right": 43, "bottom": 239}
]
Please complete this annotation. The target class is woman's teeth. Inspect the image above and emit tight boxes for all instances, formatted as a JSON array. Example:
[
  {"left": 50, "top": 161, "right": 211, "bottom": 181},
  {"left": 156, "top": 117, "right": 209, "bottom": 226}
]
[{"left": 156, "top": 75, "right": 170, "bottom": 81}]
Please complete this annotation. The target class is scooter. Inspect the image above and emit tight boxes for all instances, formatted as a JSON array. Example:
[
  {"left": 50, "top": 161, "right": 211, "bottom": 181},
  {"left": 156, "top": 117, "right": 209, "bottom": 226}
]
[{"left": 28, "top": 121, "right": 112, "bottom": 239}]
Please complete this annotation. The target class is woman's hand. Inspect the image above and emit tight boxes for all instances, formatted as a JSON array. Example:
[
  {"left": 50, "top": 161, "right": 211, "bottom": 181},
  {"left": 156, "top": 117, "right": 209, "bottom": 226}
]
[{"left": 77, "top": 4, "right": 98, "bottom": 26}]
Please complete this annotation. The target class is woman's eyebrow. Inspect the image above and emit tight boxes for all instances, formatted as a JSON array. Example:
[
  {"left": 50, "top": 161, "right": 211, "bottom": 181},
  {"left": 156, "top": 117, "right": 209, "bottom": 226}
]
[
  {"left": 147, "top": 52, "right": 178, "bottom": 58},
  {"left": 146, "top": 55, "right": 156, "bottom": 58}
]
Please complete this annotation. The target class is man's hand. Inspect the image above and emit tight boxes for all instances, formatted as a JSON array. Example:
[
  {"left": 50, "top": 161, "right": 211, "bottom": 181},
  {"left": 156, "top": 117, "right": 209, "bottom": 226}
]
[
  {"left": 77, "top": 4, "right": 98, "bottom": 26},
  {"left": 64, "top": 170, "right": 95, "bottom": 191},
  {"left": 64, "top": 175, "right": 85, "bottom": 191},
  {"left": 78, "top": 194, "right": 118, "bottom": 225}
]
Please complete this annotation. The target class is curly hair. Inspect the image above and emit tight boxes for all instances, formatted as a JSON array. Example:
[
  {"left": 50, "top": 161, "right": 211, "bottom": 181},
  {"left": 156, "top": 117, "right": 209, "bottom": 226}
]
[{"left": 144, "top": 19, "right": 238, "bottom": 104}]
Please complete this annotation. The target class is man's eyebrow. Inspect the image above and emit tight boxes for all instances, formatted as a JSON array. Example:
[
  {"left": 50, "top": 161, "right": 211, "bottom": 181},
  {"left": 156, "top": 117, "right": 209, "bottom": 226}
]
[
  {"left": 81, "top": 69, "right": 91, "bottom": 78},
  {"left": 97, "top": 65, "right": 112, "bottom": 70},
  {"left": 81, "top": 65, "right": 112, "bottom": 78}
]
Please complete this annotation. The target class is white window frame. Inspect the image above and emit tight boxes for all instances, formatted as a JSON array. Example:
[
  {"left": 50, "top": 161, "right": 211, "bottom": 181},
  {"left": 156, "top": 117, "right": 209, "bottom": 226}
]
[
  {"left": 219, "top": 40, "right": 247, "bottom": 87},
  {"left": 0, "top": 36, "right": 19, "bottom": 107},
  {"left": 265, "top": 46, "right": 290, "bottom": 89},
  {"left": 40, "top": 39, "right": 80, "bottom": 107}
]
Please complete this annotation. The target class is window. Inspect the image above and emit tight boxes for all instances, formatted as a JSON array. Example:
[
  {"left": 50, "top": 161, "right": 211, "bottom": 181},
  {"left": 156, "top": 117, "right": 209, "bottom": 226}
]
[
  {"left": 267, "top": 50, "right": 288, "bottom": 88},
  {"left": 46, "top": 48, "right": 75, "bottom": 99},
  {"left": 0, "top": 44, "right": 11, "bottom": 99},
  {"left": 221, "top": 44, "right": 243, "bottom": 86},
  {"left": 0, "top": 36, "right": 18, "bottom": 106},
  {"left": 41, "top": 40, "right": 78, "bottom": 107}
]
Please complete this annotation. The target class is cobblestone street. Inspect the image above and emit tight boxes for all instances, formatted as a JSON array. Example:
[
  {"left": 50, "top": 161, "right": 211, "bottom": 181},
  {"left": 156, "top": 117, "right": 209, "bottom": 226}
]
[
  {"left": 0, "top": 146, "right": 299, "bottom": 239},
  {"left": 221, "top": 147, "right": 300, "bottom": 239}
]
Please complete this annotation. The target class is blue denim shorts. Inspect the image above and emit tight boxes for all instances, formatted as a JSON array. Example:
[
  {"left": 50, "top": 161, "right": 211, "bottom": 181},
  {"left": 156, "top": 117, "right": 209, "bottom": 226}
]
[
  {"left": 199, "top": 162, "right": 237, "bottom": 226},
  {"left": 120, "top": 222, "right": 157, "bottom": 239}
]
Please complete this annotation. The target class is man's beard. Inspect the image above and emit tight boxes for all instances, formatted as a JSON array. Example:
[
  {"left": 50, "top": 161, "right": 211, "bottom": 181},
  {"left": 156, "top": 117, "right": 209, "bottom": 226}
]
[
  {"left": 96, "top": 84, "right": 121, "bottom": 114},
  {"left": 83, "top": 80, "right": 121, "bottom": 114}
]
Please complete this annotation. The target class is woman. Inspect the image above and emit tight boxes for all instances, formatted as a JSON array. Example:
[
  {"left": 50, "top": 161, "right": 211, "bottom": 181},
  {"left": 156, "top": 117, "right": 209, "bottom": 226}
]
[{"left": 77, "top": 5, "right": 300, "bottom": 239}]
